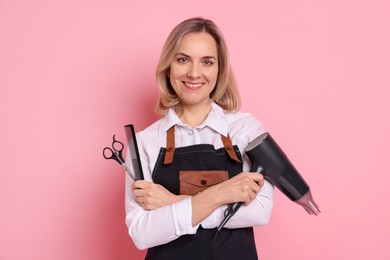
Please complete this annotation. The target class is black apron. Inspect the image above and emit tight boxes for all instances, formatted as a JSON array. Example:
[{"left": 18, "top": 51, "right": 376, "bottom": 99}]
[{"left": 145, "top": 126, "right": 258, "bottom": 260}]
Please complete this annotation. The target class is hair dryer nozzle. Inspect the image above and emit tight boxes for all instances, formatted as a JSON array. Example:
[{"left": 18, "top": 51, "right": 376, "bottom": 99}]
[{"left": 296, "top": 190, "right": 321, "bottom": 215}]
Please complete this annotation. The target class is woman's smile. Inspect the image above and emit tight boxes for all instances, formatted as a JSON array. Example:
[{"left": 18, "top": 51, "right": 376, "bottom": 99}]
[{"left": 182, "top": 81, "right": 204, "bottom": 90}]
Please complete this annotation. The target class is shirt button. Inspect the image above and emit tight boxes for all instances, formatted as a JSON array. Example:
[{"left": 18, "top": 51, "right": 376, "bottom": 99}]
[{"left": 188, "top": 130, "right": 194, "bottom": 136}]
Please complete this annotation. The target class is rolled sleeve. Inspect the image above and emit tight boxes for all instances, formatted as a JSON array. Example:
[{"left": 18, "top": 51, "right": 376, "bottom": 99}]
[
  {"left": 223, "top": 180, "right": 274, "bottom": 228},
  {"left": 172, "top": 196, "right": 200, "bottom": 235}
]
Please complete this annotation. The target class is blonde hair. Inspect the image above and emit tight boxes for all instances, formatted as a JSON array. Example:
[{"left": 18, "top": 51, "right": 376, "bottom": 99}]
[{"left": 155, "top": 17, "right": 241, "bottom": 115}]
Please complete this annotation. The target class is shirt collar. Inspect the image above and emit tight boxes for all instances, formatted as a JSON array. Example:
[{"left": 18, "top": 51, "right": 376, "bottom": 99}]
[
  {"left": 158, "top": 108, "right": 181, "bottom": 136},
  {"left": 158, "top": 100, "right": 228, "bottom": 136},
  {"left": 202, "top": 101, "right": 228, "bottom": 136}
]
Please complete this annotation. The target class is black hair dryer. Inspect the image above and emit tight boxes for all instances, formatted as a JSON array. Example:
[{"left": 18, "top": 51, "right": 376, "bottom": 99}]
[
  {"left": 217, "top": 132, "right": 320, "bottom": 231},
  {"left": 245, "top": 132, "right": 320, "bottom": 215}
]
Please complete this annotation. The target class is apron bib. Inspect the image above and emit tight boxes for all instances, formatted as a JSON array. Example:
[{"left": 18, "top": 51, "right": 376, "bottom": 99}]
[{"left": 145, "top": 126, "right": 258, "bottom": 260}]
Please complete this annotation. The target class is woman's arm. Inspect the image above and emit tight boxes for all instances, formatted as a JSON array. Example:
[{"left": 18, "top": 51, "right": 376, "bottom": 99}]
[
  {"left": 127, "top": 171, "right": 270, "bottom": 249},
  {"left": 191, "top": 171, "right": 265, "bottom": 226},
  {"left": 132, "top": 180, "right": 189, "bottom": 210},
  {"left": 125, "top": 174, "right": 199, "bottom": 250},
  {"left": 219, "top": 180, "right": 274, "bottom": 228},
  {"left": 125, "top": 130, "right": 201, "bottom": 250}
]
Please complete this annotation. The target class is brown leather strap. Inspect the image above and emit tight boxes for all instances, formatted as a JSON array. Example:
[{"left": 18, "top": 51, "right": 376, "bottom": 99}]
[
  {"left": 164, "top": 127, "right": 241, "bottom": 164},
  {"left": 221, "top": 134, "right": 242, "bottom": 163},
  {"left": 163, "top": 126, "right": 175, "bottom": 164}
]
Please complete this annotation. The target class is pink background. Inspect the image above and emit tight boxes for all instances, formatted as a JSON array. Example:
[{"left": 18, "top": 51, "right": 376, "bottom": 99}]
[{"left": 1, "top": 0, "right": 389, "bottom": 259}]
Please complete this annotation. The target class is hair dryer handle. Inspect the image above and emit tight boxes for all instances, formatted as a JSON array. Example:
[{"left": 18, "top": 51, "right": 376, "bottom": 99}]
[
  {"left": 217, "top": 165, "right": 264, "bottom": 231},
  {"left": 251, "top": 165, "right": 264, "bottom": 174}
]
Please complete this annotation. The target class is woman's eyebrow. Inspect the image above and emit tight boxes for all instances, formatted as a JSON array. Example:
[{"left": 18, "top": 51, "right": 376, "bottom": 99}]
[
  {"left": 175, "top": 52, "right": 191, "bottom": 58},
  {"left": 203, "top": 55, "right": 217, "bottom": 60},
  {"left": 175, "top": 52, "right": 216, "bottom": 60}
]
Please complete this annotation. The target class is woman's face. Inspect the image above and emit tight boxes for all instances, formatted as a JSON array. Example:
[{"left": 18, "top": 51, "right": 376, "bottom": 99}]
[{"left": 169, "top": 32, "right": 219, "bottom": 109}]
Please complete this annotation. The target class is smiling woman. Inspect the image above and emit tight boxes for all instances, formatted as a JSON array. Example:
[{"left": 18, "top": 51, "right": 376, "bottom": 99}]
[
  {"left": 124, "top": 17, "right": 274, "bottom": 260},
  {"left": 155, "top": 18, "right": 241, "bottom": 116},
  {"left": 168, "top": 32, "right": 219, "bottom": 127}
]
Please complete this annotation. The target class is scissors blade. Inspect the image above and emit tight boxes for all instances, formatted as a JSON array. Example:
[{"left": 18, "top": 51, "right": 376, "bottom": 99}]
[{"left": 120, "top": 162, "right": 136, "bottom": 181}]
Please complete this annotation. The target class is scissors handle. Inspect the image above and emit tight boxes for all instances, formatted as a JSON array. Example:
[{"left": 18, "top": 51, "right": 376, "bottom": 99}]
[
  {"left": 112, "top": 135, "right": 124, "bottom": 150},
  {"left": 102, "top": 146, "right": 122, "bottom": 163},
  {"left": 103, "top": 135, "right": 125, "bottom": 159},
  {"left": 112, "top": 135, "right": 125, "bottom": 161}
]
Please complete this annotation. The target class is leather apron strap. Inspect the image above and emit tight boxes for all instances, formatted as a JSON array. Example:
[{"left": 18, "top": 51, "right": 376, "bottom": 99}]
[
  {"left": 163, "top": 126, "right": 176, "bottom": 164},
  {"left": 163, "top": 126, "right": 242, "bottom": 164},
  {"left": 220, "top": 134, "right": 242, "bottom": 163}
]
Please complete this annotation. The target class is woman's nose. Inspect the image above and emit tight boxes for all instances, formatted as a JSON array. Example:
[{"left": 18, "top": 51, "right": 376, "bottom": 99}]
[{"left": 187, "top": 63, "right": 201, "bottom": 78}]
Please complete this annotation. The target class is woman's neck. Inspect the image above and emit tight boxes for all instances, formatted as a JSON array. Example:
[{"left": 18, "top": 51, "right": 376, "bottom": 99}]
[{"left": 178, "top": 101, "right": 212, "bottom": 128}]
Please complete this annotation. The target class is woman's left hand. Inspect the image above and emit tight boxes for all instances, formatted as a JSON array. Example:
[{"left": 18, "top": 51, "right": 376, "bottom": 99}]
[{"left": 132, "top": 180, "right": 188, "bottom": 210}]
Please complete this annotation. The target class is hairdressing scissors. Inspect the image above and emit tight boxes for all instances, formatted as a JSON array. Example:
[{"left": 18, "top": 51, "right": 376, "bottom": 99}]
[{"left": 103, "top": 135, "right": 135, "bottom": 181}]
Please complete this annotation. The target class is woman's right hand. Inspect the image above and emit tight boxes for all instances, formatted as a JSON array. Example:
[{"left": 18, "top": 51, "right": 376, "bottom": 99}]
[{"left": 191, "top": 172, "right": 264, "bottom": 226}]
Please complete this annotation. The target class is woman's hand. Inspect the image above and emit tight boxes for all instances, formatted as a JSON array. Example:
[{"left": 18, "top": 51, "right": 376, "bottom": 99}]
[
  {"left": 191, "top": 171, "right": 264, "bottom": 226},
  {"left": 214, "top": 172, "right": 264, "bottom": 206},
  {"left": 132, "top": 180, "right": 188, "bottom": 210}
]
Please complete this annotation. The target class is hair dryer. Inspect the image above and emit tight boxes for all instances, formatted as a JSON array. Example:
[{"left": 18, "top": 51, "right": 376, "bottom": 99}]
[{"left": 217, "top": 132, "right": 320, "bottom": 231}]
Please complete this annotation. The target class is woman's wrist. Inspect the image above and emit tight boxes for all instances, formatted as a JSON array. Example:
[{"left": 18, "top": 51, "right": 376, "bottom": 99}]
[{"left": 173, "top": 194, "right": 190, "bottom": 203}]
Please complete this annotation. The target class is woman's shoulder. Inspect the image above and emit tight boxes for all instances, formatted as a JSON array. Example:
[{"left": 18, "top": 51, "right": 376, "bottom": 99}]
[
  {"left": 225, "top": 110, "right": 263, "bottom": 127},
  {"left": 225, "top": 110, "right": 266, "bottom": 144},
  {"left": 136, "top": 118, "right": 164, "bottom": 140}
]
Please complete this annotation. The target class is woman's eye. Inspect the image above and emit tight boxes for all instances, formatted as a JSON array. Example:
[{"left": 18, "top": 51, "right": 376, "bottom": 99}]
[
  {"left": 177, "top": 57, "right": 188, "bottom": 63},
  {"left": 203, "top": 60, "right": 214, "bottom": 66}
]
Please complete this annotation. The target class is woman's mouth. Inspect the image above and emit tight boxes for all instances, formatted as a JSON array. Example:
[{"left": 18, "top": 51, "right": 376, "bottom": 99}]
[{"left": 183, "top": 81, "right": 203, "bottom": 90}]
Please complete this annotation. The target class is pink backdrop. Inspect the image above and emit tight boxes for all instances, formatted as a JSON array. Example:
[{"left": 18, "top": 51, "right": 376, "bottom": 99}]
[{"left": 1, "top": 0, "right": 389, "bottom": 259}]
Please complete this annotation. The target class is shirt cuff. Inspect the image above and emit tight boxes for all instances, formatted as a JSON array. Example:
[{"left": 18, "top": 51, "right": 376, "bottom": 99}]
[
  {"left": 200, "top": 204, "right": 228, "bottom": 228},
  {"left": 172, "top": 197, "right": 199, "bottom": 236}
]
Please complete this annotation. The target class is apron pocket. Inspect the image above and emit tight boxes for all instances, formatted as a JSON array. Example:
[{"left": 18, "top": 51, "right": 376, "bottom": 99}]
[{"left": 179, "top": 170, "right": 228, "bottom": 195}]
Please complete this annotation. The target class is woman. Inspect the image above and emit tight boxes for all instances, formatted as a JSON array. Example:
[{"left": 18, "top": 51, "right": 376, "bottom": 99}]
[{"left": 125, "top": 17, "right": 274, "bottom": 259}]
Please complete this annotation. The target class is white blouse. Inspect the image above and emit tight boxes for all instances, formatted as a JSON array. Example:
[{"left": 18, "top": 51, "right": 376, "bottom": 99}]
[{"left": 125, "top": 101, "right": 274, "bottom": 250}]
